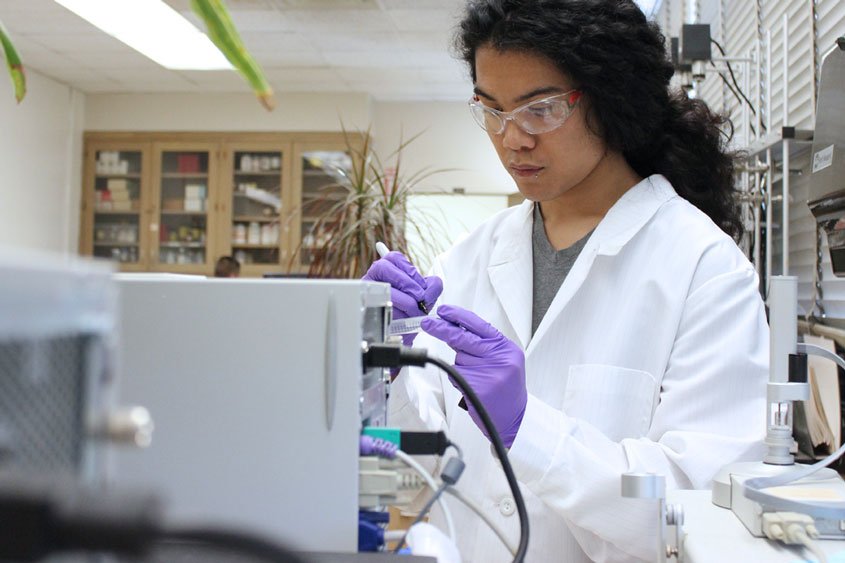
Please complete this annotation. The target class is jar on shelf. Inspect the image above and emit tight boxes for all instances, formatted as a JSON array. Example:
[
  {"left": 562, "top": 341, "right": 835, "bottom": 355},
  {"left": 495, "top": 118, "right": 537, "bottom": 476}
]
[
  {"left": 233, "top": 223, "right": 247, "bottom": 244},
  {"left": 248, "top": 221, "right": 260, "bottom": 244}
]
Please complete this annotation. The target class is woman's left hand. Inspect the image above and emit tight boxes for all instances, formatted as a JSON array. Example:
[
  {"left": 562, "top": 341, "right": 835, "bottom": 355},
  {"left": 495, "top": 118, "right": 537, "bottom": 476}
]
[{"left": 420, "top": 304, "right": 527, "bottom": 448}]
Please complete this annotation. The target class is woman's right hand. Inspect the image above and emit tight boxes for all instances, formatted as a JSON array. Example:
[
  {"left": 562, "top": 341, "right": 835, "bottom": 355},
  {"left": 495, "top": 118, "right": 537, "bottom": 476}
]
[{"left": 363, "top": 251, "right": 443, "bottom": 346}]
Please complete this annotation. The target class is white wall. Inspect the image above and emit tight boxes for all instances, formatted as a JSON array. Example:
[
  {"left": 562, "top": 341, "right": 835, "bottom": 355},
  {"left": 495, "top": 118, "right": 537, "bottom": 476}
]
[
  {"left": 0, "top": 69, "right": 84, "bottom": 253},
  {"left": 372, "top": 100, "right": 516, "bottom": 194},
  {"left": 84, "top": 92, "right": 372, "bottom": 132}
]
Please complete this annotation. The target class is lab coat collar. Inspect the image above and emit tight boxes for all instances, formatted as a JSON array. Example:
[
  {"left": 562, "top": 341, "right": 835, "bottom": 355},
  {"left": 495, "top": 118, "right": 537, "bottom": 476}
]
[
  {"left": 591, "top": 174, "right": 677, "bottom": 257},
  {"left": 528, "top": 174, "right": 677, "bottom": 352},
  {"left": 487, "top": 175, "right": 677, "bottom": 352},
  {"left": 487, "top": 200, "right": 535, "bottom": 349}
]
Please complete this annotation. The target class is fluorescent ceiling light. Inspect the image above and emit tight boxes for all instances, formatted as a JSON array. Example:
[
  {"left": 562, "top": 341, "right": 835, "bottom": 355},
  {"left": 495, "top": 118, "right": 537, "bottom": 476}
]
[{"left": 54, "top": 0, "right": 233, "bottom": 70}]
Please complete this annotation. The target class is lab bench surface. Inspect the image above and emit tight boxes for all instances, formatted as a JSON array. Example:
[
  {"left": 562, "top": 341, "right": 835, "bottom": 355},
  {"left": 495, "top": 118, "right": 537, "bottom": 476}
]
[{"left": 668, "top": 489, "right": 845, "bottom": 562}]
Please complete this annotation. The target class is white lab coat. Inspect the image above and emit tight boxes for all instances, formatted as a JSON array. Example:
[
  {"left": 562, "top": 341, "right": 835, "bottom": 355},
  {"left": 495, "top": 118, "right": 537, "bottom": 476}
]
[{"left": 389, "top": 175, "right": 768, "bottom": 562}]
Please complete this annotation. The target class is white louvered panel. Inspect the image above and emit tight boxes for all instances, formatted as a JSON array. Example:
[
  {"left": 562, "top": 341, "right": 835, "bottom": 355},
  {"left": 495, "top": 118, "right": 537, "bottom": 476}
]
[
  {"left": 697, "top": 0, "right": 726, "bottom": 113},
  {"left": 763, "top": 1, "right": 814, "bottom": 130},
  {"left": 816, "top": 0, "right": 845, "bottom": 65},
  {"left": 724, "top": 0, "right": 757, "bottom": 148},
  {"left": 786, "top": 1, "right": 815, "bottom": 128},
  {"left": 811, "top": 0, "right": 845, "bottom": 319},
  {"left": 764, "top": 0, "right": 789, "bottom": 130}
]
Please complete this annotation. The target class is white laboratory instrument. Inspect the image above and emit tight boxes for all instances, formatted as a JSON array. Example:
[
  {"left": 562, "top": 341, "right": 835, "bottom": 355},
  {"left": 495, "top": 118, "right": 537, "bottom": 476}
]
[
  {"left": 712, "top": 276, "right": 845, "bottom": 538},
  {"left": 112, "top": 276, "right": 392, "bottom": 553}
]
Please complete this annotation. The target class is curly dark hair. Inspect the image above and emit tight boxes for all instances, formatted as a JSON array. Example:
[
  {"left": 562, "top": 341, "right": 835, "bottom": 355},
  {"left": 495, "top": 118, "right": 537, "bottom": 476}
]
[{"left": 456, "top": 0, "right": 742, "bottom": 239}]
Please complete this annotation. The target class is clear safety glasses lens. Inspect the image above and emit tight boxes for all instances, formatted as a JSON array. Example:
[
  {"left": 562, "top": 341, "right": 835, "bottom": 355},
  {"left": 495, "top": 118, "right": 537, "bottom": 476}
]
[{"left": 468, "top": 90, "right": 581, "bottom": 135}]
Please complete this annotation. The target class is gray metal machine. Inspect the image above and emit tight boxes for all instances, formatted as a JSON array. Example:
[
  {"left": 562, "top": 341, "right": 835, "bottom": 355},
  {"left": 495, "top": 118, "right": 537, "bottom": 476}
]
[
  {"left": 112, "top": 276, "right": 392, "bottom": 553},
  {"left": 0, "top": 248, "right": 118, "bottom": 485},
  {"left": 807, "top": 39, "right": 845, "bottom": 274}
]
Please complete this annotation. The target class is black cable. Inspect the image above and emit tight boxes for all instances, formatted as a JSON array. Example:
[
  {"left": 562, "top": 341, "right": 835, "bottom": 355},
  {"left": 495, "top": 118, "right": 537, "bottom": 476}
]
[
  {"left": 160, "top": 527, "right": 308, "bottom": 563},
  {"left": 0, "top": 476, "right": 309, "bottom": 563},
  {"left": 710, "top": 38, "right": 766, "bottom": 132},
  {"left": 425, "top": 355, "right": 530, "bottom": 563}
]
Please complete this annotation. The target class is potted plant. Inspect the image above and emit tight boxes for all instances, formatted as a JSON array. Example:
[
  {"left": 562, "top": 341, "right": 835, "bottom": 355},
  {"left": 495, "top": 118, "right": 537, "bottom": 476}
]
[{"left": 290, "top": 125, "right": 453, "bottom": 279}]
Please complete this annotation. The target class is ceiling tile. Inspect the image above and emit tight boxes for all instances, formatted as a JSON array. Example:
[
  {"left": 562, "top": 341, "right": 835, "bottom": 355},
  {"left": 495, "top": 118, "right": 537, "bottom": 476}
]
[
  {"left": 223, "top": 10, "right": 298, "bottom": 32},
  {"left": 285, "top": 9, "right": 397, "bottom": 32},
  {"left": 0, "top": 0, "right": 473, "bottom": 101},
  {"left": 334, "top": 67, "right": 420, "bottom": 83},
  {"left": 304, "top": 29, "right": 404, "bottom": 52},
  {"left": 251, "top": 50, "right": 328, "bottom": 67},
  {"left": 238, "top": 31, "right": 311, "bottom": 52},
  {"left": 264, "top": 67, "right": 343, "bottom": 82},
  {"left": 322, "top": 51, "right": 412, "bottom": 68}
]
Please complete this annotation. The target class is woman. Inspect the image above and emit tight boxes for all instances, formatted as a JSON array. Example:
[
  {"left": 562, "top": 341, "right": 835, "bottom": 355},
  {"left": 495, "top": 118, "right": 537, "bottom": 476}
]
[{"left": 365, "top": 1, "right": 768, "bottom": 561}]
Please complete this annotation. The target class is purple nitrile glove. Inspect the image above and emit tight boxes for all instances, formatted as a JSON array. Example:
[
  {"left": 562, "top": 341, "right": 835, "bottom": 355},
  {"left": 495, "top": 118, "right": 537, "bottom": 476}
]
[
  {"left": 420, "top": 305, "right": 527, "bottom": 448},
  {"left": 362, "top": 251, "right": 443, "bottom": 347}
]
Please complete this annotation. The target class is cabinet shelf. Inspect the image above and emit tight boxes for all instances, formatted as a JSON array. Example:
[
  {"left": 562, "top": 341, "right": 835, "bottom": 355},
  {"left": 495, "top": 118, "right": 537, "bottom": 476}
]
[
  {"left": 96, "top": 173, "right": 141, "bottom": 179},
  {"left": 94, "top": 241, "right": 139, "bottom": 247},
  {"left": 232, "top": 243, "right": 279, "bottom": 249},
  {"left": 160, "top": 210, "right": 207, "bottom": 216},
  {"left": 234, "top": 170, "right": 282, "bottom": 176},
  {"left": 95, "top": 209, "right": 140, "bottom": 215},
  {"left": 232, "top": 215, "right": 278, "bottom": 222},
  {"left": 160, "top": 242, "right": 206, "bottom": 248},
  {"left": 161, "top": 173, "right": 208, "bottom": 179}
]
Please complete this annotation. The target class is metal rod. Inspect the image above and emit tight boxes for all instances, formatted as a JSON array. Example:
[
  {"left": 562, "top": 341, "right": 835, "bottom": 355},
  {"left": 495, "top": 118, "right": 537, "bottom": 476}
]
[
  {"left": 755, "top": 37, "right": 761, "bottom": 140},
  {"left": 754, "top": 163, "right": 761, "bottom": 279},
  {"left": 711, "top": 56, "right": 755, "bottom": 62},
  {"left": 782, "top": 13, "right": 788, "bottom": 127},
  {"left": 766, "top": 30, "right": 772, "bottom": 133},
  {"left": 766, "top": 148, "right": 773, "bottom": 293},
  {"left": 743, "top": 52, "right": 750, "bottom": 148},
  {"left": 780, "top": 14, "right": 789, "bottom": 276},
  {"left": 783, "top": 139, "right": 790, "bottom": 275}
]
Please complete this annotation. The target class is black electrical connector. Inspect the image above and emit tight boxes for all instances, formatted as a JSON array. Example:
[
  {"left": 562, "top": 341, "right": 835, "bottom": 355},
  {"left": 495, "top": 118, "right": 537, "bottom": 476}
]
[
  {"left": 363, "top": 343, "right": 427, "bottom": 370},
  {"left": 400, "top": 430, "right": 451, "bottom": 456}
]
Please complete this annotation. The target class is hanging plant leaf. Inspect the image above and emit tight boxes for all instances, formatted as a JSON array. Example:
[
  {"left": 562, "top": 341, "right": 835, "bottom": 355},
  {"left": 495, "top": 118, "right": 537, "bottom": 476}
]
[
  {"left": 0, "top": 18, "right": 25, "bottom": 103},
  {"left": 190, "top": 0, "right": 275, "bottom": 111}
]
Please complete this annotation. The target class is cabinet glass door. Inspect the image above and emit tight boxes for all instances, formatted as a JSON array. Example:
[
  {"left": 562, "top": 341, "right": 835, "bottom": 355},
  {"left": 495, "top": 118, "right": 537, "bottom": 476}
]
[
  {"left": 230, "top": 151, "right": 282, "bottom": 267},
  {"left": 157, "top": 150, "right": 210, "bottom": 267},
  {"left": 299, "top": 150, "right": 352, "bottom": 268},
  {"left": 92, "top": 150, "right": 143, "bottom": 264}
]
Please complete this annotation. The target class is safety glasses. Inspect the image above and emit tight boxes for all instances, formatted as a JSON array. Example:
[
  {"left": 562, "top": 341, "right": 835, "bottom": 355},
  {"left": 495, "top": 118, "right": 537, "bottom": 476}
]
[{"left": 468, "top": 89, "right": 582, "bottom": 135}]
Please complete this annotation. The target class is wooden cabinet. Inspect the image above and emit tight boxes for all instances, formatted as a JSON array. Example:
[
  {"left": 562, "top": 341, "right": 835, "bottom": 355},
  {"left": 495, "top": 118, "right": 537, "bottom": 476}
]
[{"left": 80, "top": 132, "right": 361, "bottom": 276}]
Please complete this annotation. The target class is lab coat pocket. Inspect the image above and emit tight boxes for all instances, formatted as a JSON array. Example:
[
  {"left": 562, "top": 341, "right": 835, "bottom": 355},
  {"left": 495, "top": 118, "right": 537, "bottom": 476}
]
[{"left": 563, "top": 364, "right": 657, "bottom": 441}]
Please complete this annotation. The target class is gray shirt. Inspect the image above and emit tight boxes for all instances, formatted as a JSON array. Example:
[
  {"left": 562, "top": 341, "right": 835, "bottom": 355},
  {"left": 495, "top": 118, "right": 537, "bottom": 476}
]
[{"left": 531, "top": 204, "right": 593, "bottom": 335}]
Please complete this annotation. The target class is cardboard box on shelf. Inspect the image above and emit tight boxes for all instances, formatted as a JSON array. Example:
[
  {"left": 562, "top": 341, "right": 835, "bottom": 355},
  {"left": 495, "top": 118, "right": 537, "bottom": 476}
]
[
  {"left": 112, "top": 200, "right": 132, "bottom": 211},
  {"left": 109, "top": 189, "right": 130, "bottom": 202},
  {"left": 162, "top": 198, "right": 183, "bottom": 211},
  {"left": 107, "top": 178, "right": 128, "bottom": 190}
]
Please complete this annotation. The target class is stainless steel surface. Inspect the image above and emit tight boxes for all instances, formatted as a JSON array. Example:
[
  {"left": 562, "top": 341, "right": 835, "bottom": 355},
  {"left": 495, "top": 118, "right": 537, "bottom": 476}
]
[
  {"left": 113, "top": 276, "right": 391, "bottom": 552},
  {"left": 807, "top": 42, "right": 845, "bottom": 276}
]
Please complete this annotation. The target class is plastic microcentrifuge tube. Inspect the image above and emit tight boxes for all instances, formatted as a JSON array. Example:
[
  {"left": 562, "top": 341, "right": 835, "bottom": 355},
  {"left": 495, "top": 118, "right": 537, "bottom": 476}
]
[{"left": 389, "top": 316, "right": 428, "bottom": 336}]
